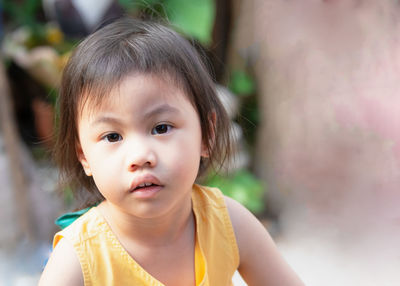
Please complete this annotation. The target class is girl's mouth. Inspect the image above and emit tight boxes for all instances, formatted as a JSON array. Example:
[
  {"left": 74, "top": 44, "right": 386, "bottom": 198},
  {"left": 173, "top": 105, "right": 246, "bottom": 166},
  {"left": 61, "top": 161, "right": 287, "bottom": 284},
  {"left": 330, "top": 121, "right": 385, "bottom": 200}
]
[
  {"left": 131, "top": 184, "right": 162, "bottom": 198},
  {"left": 134, "top": 182, "right": 159, "bottom": 191},
  {"left": 129, "top": 175, "right": 162, "bottom": 198}
]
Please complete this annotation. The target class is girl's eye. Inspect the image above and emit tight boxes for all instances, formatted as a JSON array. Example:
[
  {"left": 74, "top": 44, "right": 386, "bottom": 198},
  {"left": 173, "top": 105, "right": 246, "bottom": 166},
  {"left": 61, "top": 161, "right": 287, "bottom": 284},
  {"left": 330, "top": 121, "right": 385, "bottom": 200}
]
[
  {"left": 151, "top": 124, "right": 172, "bottom": 135},
  {"left": 103, "top": 133, "right": 122, "bottom": 142}
]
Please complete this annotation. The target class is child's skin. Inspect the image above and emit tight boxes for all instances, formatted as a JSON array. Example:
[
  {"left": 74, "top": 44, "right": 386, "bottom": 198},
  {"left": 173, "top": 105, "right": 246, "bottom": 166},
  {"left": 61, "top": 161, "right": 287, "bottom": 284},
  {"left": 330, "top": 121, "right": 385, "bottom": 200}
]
[{"left": 39, "top": 73, "right": 304, "bottom": 285}]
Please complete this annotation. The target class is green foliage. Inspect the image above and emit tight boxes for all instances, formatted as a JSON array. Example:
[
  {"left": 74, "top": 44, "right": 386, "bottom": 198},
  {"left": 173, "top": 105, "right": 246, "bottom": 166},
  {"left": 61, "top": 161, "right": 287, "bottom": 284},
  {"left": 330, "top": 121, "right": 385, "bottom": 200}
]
[
  {"left": 237, "top": 94, "right": 260, "bottom": 147},
  {"left": 2, "top": 0, "right": 42, "bottom": 28},
  {"left": 119, "top": 0, "right": 215, "bottom": 46},
  {"left": 229, "top": 69, "right": 256, "bottom": 96},
  {"left": 164, "top": 0, "right": 215, "bottom": 45},
  {"left": 2, "top": 0, "right": 48, "bottom": 47},
  {"left": 2, "top": 0, "right": 77, "bottom": 52},
  {"left": 118, "top": 0, "right": 161, "bottom": 12},
  {"left": 206, "top": 169, "right": 266, "bottom": 214},
  {"left": 229, "top": 69, "right": 259, "bottom": 147}
]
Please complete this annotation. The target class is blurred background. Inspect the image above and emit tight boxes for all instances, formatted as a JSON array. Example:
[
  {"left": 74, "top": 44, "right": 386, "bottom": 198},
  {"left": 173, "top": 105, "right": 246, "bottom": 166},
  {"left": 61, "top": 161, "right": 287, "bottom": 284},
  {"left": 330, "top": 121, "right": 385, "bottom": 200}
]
[{"left": 1, "top": 0, "right": 400, "bottom": 285}]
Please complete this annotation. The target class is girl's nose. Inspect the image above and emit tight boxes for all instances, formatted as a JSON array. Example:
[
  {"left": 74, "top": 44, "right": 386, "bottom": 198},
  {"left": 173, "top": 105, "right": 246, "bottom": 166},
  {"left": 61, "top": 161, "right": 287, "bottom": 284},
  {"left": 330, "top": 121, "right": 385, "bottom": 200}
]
[{"left": 125, "top": 139, "right": 157, "bottom": 171}]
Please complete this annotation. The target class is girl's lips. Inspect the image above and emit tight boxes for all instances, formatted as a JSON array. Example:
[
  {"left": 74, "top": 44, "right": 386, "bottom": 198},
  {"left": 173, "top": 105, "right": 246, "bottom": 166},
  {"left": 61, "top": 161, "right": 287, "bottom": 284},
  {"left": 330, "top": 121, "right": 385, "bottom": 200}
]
[
  {"left": 130, "top": 184, "right": 163, "bottom": 198},
  {"left": 129, "top": 174, "right": 162, "bottom": 191}
]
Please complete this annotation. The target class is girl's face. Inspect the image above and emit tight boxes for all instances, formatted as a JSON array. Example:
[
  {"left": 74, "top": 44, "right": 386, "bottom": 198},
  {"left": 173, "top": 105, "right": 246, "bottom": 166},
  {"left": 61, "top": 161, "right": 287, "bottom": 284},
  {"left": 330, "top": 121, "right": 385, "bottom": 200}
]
[{"left": 76, "top": 74, "right": 206, "bottom": 219}]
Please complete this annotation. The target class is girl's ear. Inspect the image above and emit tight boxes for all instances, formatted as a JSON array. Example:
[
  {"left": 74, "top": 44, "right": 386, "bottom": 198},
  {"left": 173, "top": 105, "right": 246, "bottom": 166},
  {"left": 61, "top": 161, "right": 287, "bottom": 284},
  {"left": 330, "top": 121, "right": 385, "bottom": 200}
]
[
  {"left": 76, "top": 143, "right": 92, "bottom": 176},
  {"left": 201, "top": 111, "right": 217, "bottom": 158}
]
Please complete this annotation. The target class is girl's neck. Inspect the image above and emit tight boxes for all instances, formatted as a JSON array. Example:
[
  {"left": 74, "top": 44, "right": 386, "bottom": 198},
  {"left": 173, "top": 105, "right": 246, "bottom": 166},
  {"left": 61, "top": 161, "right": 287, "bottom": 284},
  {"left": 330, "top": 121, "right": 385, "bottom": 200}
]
[{"left": 97, "top": 196, "right": 194, "bottom": 247}]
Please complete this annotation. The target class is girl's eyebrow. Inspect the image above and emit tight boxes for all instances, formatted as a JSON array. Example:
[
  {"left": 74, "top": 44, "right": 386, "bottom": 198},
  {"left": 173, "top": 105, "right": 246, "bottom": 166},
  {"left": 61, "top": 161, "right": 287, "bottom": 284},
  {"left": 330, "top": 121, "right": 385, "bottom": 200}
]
[
  {"left": 90, "top": 104, "right": 181, "bottom": 127},
  {"left": 90, "top": 116, "right": 122, "bottom": 127},
  {"left": 142, "top": 104, "right": 181, "bottom": 119}
]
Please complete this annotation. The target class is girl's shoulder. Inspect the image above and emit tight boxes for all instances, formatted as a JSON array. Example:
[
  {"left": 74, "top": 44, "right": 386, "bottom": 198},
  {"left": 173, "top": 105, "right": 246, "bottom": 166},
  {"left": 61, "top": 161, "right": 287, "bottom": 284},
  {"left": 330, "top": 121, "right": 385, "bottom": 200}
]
[
  {"left": 224, "top": 196, "right": 305, "bottom": 285},
  {"left": 40, "top": 206, "right": 106, "bottom": 286},
  {"left": 39, "top": 235, "right": 84, "bottom": 285}
]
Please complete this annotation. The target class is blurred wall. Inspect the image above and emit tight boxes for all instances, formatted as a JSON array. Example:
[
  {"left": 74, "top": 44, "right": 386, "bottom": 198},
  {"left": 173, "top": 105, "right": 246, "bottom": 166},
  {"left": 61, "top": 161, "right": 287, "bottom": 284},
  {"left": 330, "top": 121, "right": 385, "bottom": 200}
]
[{"left": 231, "top": 0, "right": 400, "bottom": 283}]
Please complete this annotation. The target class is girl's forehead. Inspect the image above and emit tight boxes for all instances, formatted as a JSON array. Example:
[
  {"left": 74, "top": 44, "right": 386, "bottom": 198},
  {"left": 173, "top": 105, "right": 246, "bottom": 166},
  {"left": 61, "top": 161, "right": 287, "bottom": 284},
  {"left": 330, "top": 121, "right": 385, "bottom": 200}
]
[{"left": 77, "top": 73, "right": 195, "bottom": 118}]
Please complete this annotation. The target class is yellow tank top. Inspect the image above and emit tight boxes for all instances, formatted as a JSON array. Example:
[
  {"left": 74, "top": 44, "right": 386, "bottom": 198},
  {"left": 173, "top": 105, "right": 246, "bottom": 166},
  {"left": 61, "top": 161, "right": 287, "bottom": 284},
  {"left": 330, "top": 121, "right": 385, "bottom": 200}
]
[{"left": 53, "top": 185, "right": 240, "bottom": 285}]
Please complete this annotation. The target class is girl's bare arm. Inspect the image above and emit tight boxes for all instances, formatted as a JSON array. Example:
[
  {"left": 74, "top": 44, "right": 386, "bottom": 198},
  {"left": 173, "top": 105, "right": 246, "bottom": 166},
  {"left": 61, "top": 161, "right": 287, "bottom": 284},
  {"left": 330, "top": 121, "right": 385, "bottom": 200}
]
[
  {"left": 38, "top": 238, "right": 84, "bottom": 286},
  {"left": 225, "top": 196, "right": 304, "bottom": 286}
]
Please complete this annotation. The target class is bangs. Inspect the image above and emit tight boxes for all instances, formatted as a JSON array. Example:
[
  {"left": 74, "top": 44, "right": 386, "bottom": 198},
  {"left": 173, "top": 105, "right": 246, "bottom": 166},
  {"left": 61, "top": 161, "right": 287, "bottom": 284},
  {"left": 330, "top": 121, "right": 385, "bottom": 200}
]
[
  {"left": 77, "top": 69, "right": 189, "bottom": 120},
  {"left": 71, "top": 23, "right": 193, "bottom": 118}
]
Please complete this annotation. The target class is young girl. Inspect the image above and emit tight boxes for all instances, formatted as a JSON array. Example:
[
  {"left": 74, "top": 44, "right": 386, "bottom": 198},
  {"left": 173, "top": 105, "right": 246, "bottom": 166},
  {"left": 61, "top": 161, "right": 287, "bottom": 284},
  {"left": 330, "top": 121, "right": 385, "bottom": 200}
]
[{"left": 39, "top": 17, "right": 304, "bottom": 286}]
